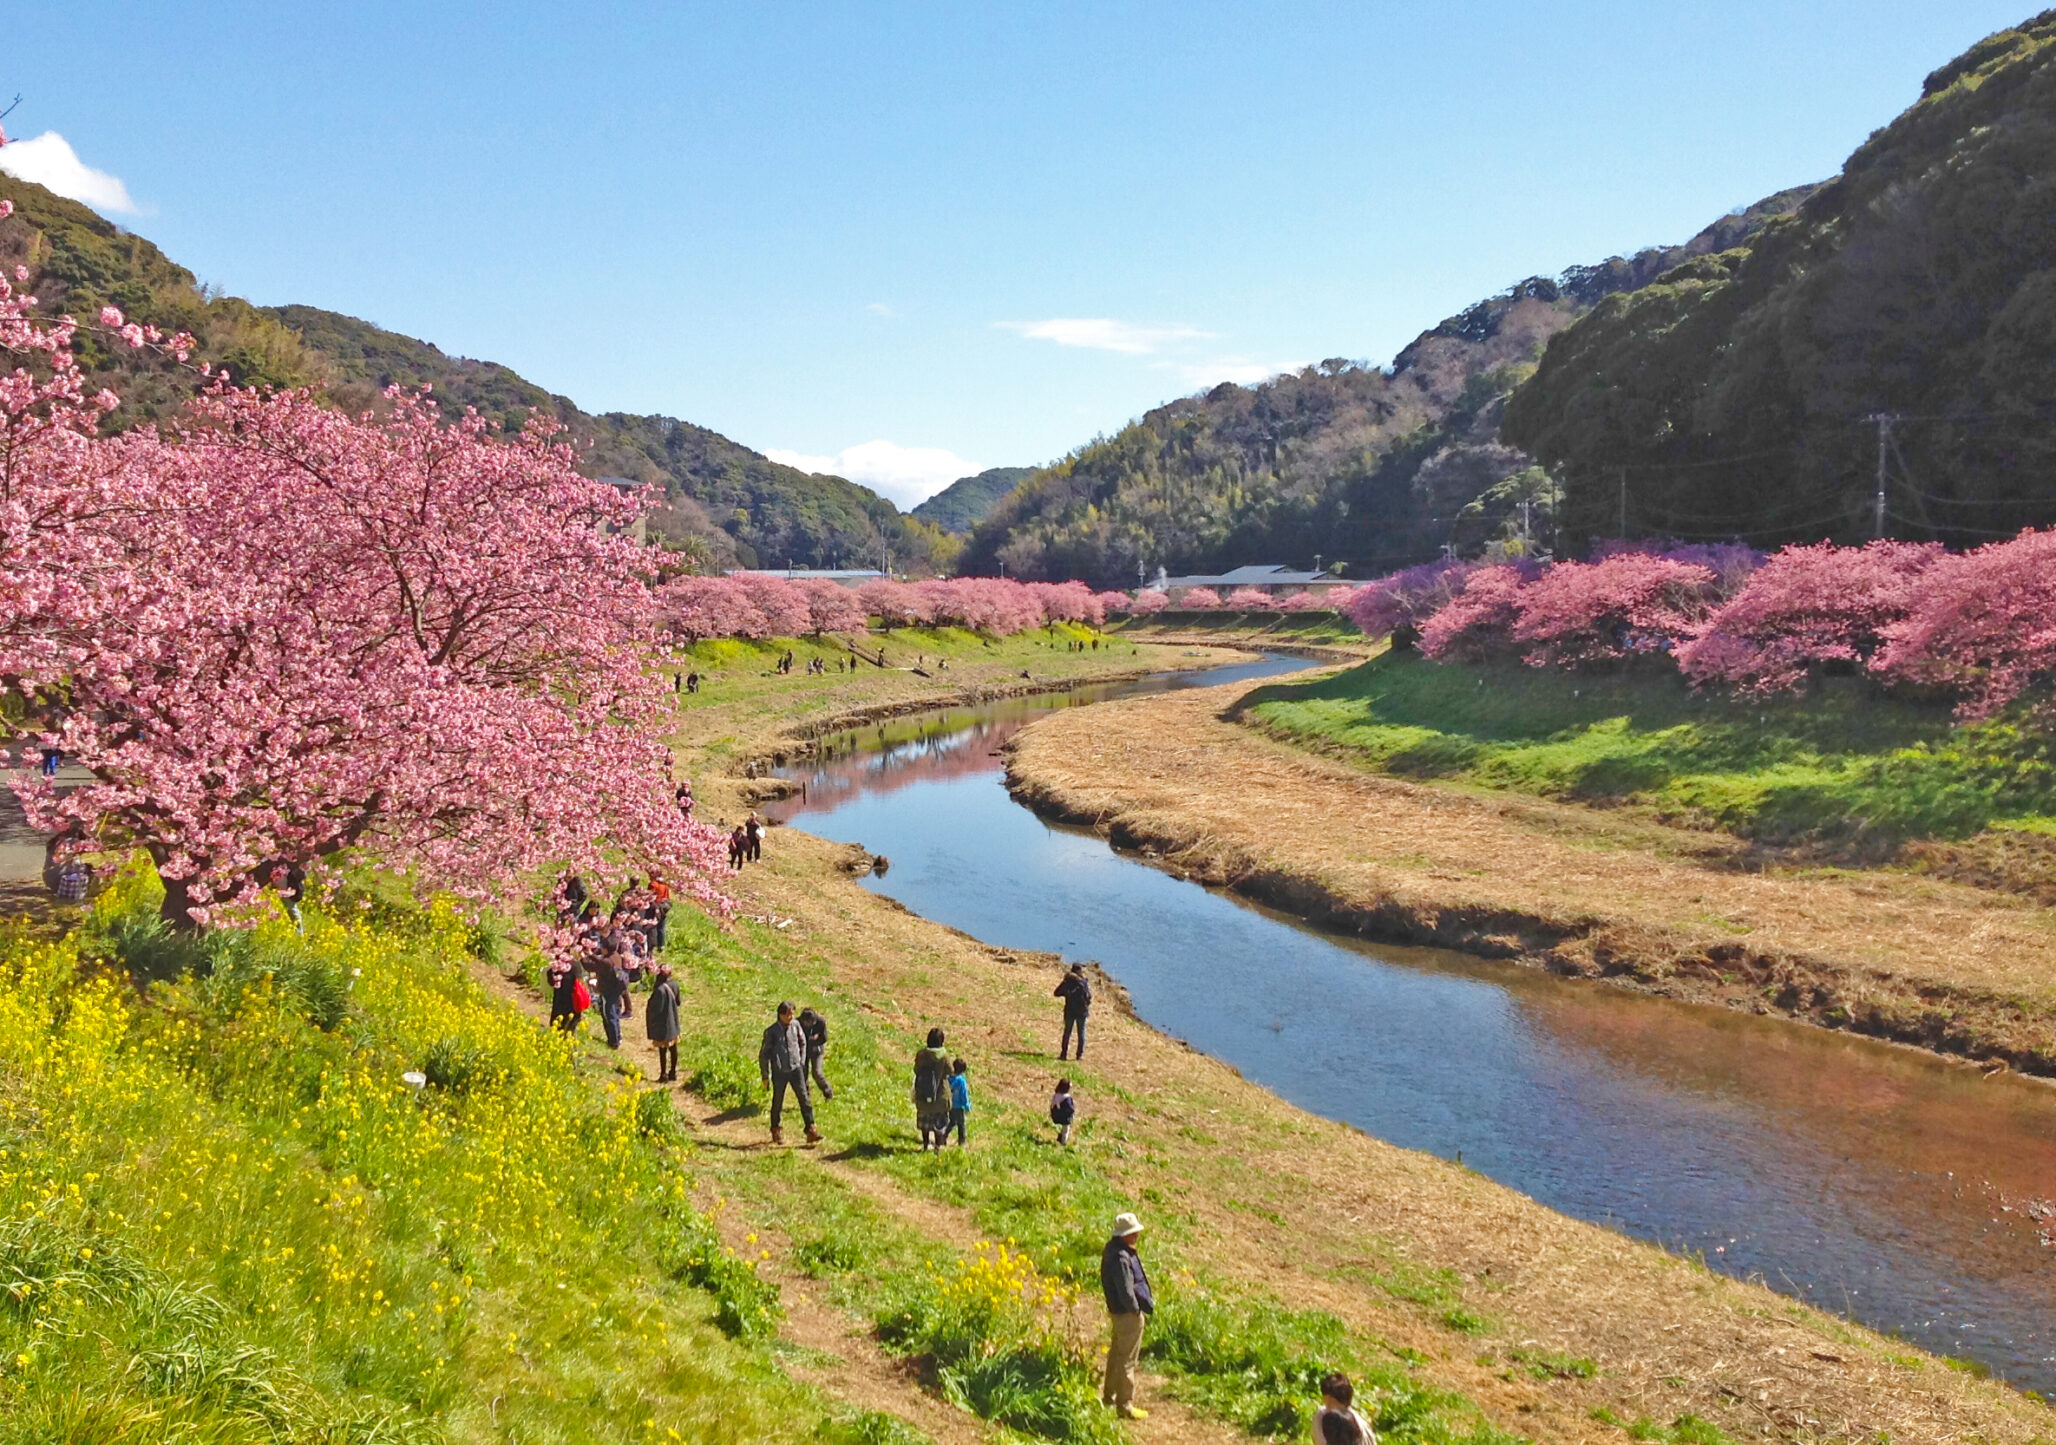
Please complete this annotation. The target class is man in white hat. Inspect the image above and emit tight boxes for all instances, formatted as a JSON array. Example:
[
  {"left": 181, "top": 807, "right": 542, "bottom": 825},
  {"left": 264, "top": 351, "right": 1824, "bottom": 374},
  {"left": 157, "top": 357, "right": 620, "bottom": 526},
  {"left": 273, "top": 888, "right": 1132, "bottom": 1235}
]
[{"left": 1099, "top": 1210, "right": 1155, "bottom": 1418}]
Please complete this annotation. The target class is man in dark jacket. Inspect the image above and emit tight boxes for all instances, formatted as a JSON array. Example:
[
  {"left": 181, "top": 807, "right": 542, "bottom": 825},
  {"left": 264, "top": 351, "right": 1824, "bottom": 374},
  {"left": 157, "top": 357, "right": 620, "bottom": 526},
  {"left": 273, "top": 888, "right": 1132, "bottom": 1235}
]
[
  {"left": 1099, "top": 1211, "right": 1153, "bottom": 1419},
  {"left": 1055, "top": 964, "right": 1092, "bottom": 1060},
  {"left": 798, "top": 1006, "right": 833, "bottom": 1100},
  {"left": 758, "top": 1001, "right": 819, "bottom": 1146}
]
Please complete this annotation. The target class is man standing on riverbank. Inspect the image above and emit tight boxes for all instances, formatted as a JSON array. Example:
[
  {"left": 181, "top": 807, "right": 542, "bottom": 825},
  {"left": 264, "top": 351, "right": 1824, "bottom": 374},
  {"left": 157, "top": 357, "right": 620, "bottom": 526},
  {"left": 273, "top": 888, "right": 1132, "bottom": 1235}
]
[
  {"left": 1055, "top": 963, "right": 1092, "bottom": 1060},
  {"left": 759, "top": 1001, "right": 820, "bottom": 1146},
  {"left": 1100, "top": 1211, "right": 1153, "bottom": 1420}
]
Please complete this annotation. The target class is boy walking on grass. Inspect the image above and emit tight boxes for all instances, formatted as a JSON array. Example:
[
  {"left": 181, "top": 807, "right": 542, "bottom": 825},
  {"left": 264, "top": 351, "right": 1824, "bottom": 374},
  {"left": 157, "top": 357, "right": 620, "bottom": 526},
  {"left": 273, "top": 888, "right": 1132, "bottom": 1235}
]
[{"left": 948, "top": 1058, "right": 971, "bottom": 1146}]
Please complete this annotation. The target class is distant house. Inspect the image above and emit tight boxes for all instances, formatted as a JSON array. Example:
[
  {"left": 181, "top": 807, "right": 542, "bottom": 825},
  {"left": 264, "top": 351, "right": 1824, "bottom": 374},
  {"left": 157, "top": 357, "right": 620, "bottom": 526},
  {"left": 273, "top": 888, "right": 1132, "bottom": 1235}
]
[
  {"left": 1147, "top": 564, "right": 1348, "bottom": 597},
  {"left": 730, "top": 568, "right": 887, "bottom": 590}
]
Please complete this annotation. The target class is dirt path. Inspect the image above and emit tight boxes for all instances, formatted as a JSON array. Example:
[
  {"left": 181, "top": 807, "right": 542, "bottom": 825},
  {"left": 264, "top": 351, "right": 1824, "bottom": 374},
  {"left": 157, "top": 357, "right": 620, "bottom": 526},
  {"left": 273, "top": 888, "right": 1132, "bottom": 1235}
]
[{"left": 1006, "top": 680, "right": 2056, "bottom": 1072}]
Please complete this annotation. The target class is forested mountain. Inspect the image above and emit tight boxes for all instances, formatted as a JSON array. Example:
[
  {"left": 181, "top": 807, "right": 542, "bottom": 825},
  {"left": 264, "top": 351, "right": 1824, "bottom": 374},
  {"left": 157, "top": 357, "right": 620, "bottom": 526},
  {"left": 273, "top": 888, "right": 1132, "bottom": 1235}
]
[
  {"left": 910, "top": 466, "right": 1033, "bottom": 532},
  {"left": 0, "top": 174, "right": 955, "bottom": 574},
  {"left": 962, "top": 187, "right": 1820, "bottom": 588},
  {"left": 1503, "top": 14, "right": 2056, "bottom": 551}
]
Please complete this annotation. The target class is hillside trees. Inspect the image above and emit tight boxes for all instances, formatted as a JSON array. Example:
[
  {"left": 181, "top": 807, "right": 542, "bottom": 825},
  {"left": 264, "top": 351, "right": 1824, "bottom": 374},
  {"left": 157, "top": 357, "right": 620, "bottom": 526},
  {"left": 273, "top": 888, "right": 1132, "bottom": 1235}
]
[{"left": 1502, "top": 15, "right": 2056, "bottom": 549}]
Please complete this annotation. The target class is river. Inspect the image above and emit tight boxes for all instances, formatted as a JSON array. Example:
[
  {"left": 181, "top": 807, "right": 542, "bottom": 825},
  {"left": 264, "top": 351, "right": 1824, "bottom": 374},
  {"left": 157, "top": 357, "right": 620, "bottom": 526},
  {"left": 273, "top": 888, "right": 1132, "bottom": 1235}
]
[{"left": 764, "top": 652, "right": 2056, "bottom": 1393}]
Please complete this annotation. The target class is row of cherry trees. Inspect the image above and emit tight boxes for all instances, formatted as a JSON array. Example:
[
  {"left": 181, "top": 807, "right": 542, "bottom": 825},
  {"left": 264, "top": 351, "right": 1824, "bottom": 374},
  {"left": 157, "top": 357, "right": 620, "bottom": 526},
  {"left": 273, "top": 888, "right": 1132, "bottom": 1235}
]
[
  {"left": 1104, "top": 587, "right": 1351, "bottom": 615},
  {"left": 0, "top": 210, "right": 730, "bottom": 928},
  {"left": 656, "top": 574, "right": 1133, "bottom": 640},
  {"left": 1345, "top": 533, "right": 2056, "bottom": 718}
]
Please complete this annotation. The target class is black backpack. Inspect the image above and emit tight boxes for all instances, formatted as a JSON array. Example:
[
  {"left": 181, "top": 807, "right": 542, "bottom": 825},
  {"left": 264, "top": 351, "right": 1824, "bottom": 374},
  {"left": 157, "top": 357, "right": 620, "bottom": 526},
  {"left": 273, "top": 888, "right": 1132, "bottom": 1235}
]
[{"left": 914, "top": 1049, "right": 949, "bottom": 1105}]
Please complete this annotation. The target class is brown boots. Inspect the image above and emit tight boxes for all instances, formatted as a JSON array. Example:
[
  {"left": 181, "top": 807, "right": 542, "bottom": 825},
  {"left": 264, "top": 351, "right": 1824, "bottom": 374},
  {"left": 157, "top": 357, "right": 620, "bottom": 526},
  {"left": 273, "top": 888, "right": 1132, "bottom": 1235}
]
[
  {"left": 771, "top": 1126, "right": 783, "bottom": 1145},
  {"left": 805, "top": 1126, "right": 823, "bottom": 1144}
]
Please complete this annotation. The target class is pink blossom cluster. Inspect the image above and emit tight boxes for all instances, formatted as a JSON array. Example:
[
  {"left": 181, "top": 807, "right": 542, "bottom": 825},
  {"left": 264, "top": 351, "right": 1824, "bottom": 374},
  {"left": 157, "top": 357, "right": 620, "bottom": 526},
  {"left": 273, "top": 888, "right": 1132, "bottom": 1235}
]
[
  {"left": 658, "top": 572, "right": 868, "bottom": 639},
  {"left": 1360, "top": 531, "right": 2056, "bottom": 719},
  {"left": 1108, "top": 589, "right": 1169, "bottom": 617},
  {"left": 1345, "top": 559, "right": 1481, "bottom": 637},
  {"left": 1174, "top": 587, "right": 1224, "bottom": 610},
  {"left": 0, "top": 274, "right": 730, "bottom": 926}
]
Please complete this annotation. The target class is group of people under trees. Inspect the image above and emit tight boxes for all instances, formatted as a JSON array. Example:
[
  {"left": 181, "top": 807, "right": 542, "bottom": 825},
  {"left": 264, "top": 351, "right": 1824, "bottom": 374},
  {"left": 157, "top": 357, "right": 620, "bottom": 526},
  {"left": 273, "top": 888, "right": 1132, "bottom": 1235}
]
[
  {"left": 727, "top": 813, "right": 765, "bottom": 869},
  {"left": 545, "top": 873, "right": 676, "bottom": 1053}
]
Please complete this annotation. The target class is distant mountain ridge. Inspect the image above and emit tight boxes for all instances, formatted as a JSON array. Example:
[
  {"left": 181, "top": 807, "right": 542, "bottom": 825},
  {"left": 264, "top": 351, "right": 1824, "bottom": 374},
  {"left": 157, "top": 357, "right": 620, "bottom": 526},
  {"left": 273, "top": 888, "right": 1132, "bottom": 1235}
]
[
  {"left": 961, "top": 185, "right": 1821, "bottom": 588},
  {"left": 910, "top": 466, "right": 1034, "bottom": 533},
  {"left": 0, "top": 173, "right": 955, "bottom": 575}
]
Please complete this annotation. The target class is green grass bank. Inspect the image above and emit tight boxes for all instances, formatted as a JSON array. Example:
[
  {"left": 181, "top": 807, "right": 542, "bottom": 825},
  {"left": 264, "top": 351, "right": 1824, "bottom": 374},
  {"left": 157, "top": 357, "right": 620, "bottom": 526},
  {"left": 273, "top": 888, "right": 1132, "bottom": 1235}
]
[{"left": 1241, "top": 653, "right": 2056, "bottom": 854}]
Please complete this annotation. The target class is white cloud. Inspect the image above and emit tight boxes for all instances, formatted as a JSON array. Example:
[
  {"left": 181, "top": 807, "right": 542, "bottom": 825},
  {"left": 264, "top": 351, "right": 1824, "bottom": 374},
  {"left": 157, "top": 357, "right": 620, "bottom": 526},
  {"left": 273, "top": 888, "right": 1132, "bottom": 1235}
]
[
  {"left": 765, "top": 439, "right": 981, "bottom": 509},
  {"left": 0, "top": 132, "right": 139, "bottom": 215},
  {"left": 865, "top": 301, "right": 898, "bottom": 317},
  {"left": 997, "top": 317, "right": 1212, "bottom": 355},
  {"left": 1152, "top": 357, "right": 1302, "bottom": 389}
]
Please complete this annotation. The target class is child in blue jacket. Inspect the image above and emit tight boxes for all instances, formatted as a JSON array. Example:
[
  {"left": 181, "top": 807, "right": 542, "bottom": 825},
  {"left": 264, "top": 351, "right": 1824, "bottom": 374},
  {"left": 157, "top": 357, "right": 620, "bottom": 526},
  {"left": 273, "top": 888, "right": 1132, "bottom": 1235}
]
[{"left": 948, "top": 1058, "right": 971, "bottom": 1146}]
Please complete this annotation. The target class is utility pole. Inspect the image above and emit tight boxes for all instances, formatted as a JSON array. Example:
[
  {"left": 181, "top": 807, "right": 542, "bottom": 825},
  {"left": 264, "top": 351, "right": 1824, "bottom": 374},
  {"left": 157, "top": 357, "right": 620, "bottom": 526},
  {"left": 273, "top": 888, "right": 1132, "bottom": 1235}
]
[{"left": 1865, "top": 412, "right": 1895, "bottom": 539}]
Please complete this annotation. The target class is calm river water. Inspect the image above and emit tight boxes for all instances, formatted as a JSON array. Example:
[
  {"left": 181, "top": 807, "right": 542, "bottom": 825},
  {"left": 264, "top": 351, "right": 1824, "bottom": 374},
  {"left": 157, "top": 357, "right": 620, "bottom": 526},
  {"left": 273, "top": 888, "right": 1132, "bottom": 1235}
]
[{"left": 766, "top": 653, "right": 2056, "bottom": 1392}]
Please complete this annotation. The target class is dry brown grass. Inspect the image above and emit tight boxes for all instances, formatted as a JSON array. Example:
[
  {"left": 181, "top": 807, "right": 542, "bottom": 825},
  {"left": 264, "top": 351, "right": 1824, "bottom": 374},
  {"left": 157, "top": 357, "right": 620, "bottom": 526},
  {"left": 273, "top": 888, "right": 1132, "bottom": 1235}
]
[{"left": 1008, "top": 680, "right": 2056, "bottom": 1072}]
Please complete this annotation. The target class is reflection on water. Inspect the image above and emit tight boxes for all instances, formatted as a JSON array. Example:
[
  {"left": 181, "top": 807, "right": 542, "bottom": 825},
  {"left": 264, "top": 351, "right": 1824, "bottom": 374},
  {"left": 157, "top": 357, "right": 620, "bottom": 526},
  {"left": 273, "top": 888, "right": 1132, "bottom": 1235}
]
[{"left": 770, "top": 657, "right": 2056, "bottom": 1391}]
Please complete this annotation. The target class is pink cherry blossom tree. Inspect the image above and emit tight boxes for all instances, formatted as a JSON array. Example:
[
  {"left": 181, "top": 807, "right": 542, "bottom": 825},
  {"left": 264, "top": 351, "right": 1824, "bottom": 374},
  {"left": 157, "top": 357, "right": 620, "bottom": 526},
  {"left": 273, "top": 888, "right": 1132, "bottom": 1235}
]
[
  {"left": 1418, "top": 565, "right": 1533, "bottom": 661},
  {"left": 1678, "top": 541, "right": 1944, "bottom": 694},
  {"left": 1511, "top": 552, "right": 1718, "bottom": 667},
  {"left": 795, "top": 577, "right": 869, "bottom": 635},
  {"left": 659, "top": 574, "right": 763, "bottom": 641},
  {"left": 728, "top": 571, "right": 811, "bottom": 637},
  {"left": 1871, "top": 529, "right": 2056, "bottom": 718},
  {"left": 13, "top": 376, "right": 730, "bottom": 928},
  {"left": 1174, "top": 587, "right": 1223, "bottom": 611},
  {"left": 1346, "top": 559, "right": 1478, "bottom": 638},
  {"left": 1115, "top": 590, "right": 1169, "bottom": 616},
  {"left": 1223, "top": 587, "right": 1275, "bottom": 610}
]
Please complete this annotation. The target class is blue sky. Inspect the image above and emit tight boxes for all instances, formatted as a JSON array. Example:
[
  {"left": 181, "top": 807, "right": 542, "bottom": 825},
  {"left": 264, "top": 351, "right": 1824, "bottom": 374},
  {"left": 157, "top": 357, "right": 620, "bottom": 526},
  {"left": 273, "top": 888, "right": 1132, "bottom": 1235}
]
[{"left": 3, "top": 2, "right": 2037, "bottom": 505}]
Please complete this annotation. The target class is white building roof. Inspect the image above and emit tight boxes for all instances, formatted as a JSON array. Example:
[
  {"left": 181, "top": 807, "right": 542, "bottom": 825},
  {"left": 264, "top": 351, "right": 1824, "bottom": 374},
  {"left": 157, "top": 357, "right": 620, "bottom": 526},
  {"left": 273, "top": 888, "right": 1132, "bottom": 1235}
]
[{"left": 1153, "top": 564, "right": 1339, "bottom": 590}]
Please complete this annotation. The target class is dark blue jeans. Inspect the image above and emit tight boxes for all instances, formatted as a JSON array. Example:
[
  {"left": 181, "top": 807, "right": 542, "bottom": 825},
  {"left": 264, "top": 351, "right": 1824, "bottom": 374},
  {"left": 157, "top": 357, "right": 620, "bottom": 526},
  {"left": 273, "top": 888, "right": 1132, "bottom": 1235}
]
[
  {"left": 598, "top": 994, "right": 622, "bottom": 1049},
  {"left": 1061, "top": 1014, "right": 1086, "bottom": 1059}
]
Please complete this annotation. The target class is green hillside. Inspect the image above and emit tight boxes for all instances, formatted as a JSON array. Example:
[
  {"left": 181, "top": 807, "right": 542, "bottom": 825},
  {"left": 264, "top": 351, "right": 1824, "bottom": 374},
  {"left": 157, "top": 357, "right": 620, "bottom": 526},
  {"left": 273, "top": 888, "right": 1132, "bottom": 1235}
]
[
  {"left": 1501, "top": 13, "right": 2056, "bottom": 550},
  {"left": 960, "top": 191, "right": 1816, "bottom": 588},
  {"left": 0, "top": 176, "right": 954, "bottom": 575},
  {"left": 909, "top": 465, "right": 1033, "bottom": 533}
]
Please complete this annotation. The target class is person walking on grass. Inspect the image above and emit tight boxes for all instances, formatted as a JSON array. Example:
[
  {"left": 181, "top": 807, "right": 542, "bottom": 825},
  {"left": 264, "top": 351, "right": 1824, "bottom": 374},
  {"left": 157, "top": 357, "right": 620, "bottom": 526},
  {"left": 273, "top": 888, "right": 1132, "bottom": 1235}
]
[
  {"left": 758, "top": 1001, "right": 819, "bottom": 1146},
  {"left": 1100, "top": 1212, "right": 1154, "bottom": 1420},
  {"left": 912, "top": 1028, "right": 954, "bottom": 1151},
  {"left": 592, "top": 949, "right": 627, "bottom": 1050},
  {"left": 1312, "top": 1372, "right": 1375, "bottom": 1445},
  {"left": 948, "top": 1058, "right": 971, "bottom": 1147},
  {"left": 799, "top": 1006, "right": 834, "bottom": 1101},
  {"left": 1055, "top": 963, "right": 1092, "bottom": 1060},
  {"left": 646, "top": 964, "right": 681, "bottom": 1083},
  {"left": 1050, "top": 1078, "right": 1077, "bottom": 1146}
]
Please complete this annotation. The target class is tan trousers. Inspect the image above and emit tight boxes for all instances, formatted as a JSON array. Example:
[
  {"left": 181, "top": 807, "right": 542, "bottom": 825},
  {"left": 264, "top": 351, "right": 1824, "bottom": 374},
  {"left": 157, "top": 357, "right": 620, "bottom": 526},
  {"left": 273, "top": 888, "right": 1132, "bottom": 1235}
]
[{"left": 1102, "top": 1310, "right": 1146, "bottom": 1408}]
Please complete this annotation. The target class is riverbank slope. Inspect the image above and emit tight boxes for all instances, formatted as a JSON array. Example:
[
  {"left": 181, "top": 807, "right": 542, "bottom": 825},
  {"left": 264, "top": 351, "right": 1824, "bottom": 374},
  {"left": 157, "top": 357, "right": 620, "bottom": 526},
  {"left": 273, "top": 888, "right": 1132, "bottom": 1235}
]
[{"left": 651, "top": 646, "right": 2054, "bottom": 1445}]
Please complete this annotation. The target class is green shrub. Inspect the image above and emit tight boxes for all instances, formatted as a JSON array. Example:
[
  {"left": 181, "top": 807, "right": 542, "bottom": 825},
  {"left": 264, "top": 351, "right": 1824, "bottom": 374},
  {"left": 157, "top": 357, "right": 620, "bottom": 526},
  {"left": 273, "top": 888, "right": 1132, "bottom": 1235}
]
[{"left": 419, "top": 1034, "right": 493, "bottom": 1093}]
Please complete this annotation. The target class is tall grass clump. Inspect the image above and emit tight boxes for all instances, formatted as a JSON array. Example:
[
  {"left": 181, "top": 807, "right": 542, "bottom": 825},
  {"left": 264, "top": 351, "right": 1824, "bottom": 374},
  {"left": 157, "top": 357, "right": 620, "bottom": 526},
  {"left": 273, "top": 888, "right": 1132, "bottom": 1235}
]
[
  {"left": 877, "top": 1242, "right": 1119, "bottom": 1443},
  {"left": 0, "top": 864, "right": 812, "bottom": 1441}
]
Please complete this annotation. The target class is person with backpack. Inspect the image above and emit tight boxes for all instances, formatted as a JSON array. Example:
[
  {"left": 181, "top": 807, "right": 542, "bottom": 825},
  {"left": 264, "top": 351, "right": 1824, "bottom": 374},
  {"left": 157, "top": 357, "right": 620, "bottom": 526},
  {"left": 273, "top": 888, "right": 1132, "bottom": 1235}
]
[
  {"left": 798, "top": 1006, "right": 833, "bottom": 1100},
  {"left": 758, "top": 1001, "right": 820, "bottom": 1146},
  {"left": 911, "top": 1028, "right": 953, "bottom": 1151},
  {"left": 1055, "top": 964, "right": 1092, "bottom": 1060},
  {"left": 1312, "top": 1373, "right": 1375, "bottom": 1444},
  {"left": 1099, "top": 1212, "right": 1154, "bottom": 1420},
  {"left": 1050, "top": 1078, "right": 1077, "bottom": 1146}
]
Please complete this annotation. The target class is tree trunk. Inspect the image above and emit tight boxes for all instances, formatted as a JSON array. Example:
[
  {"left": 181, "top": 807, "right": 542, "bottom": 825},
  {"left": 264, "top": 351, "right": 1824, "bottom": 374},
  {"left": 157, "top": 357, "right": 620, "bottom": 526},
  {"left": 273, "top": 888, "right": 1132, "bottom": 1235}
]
[{"left": 158, "top": 868, "right": 203, "bottom": 933}]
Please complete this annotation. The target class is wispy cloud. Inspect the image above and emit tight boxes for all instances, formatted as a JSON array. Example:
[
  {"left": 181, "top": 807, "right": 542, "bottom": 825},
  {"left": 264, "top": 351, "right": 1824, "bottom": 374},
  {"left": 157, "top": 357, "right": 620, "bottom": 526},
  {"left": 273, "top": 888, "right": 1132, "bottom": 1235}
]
[
  {"left": 0, "top": 132, "right": 139, "bottom": 215},
  {"left": 997, "top": 317, "right": 1212, "bottom": 355},
  {"left": 865, "top": 301, "right": 898, "bottom": 318},
  {"left": 765, "top": 439, "right": 980, "bottom": 509}
]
